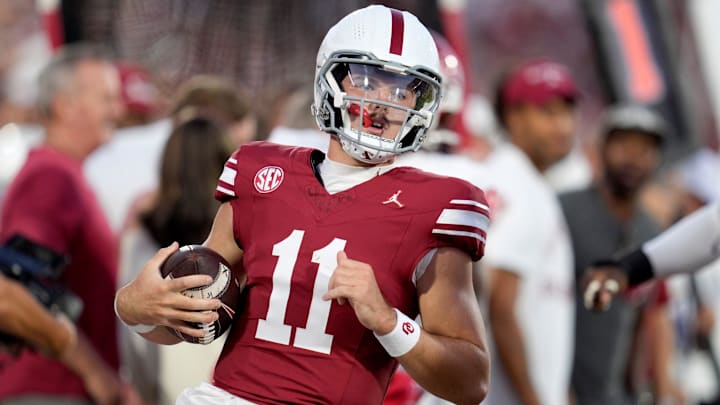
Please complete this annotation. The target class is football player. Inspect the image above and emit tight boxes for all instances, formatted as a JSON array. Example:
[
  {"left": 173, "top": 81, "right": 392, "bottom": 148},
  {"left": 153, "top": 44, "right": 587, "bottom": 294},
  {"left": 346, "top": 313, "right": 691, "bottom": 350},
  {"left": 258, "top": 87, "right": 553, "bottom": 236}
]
[
  {"left": 115, "top": 5, "right": 490, "bottom": 405},
  {"left": 583, "top": 200, "right": 720, "bottom": 311}
]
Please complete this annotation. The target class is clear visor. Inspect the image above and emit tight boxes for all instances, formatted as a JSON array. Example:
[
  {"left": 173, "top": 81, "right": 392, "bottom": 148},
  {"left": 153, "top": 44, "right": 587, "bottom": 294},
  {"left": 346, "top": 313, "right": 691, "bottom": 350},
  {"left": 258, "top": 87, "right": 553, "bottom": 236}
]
[
  {"left": 336, "top": 63, "right": 437, "bottom": 124},
  {"left": 317, "top": 55, "right": 441, "bottom": 160}
]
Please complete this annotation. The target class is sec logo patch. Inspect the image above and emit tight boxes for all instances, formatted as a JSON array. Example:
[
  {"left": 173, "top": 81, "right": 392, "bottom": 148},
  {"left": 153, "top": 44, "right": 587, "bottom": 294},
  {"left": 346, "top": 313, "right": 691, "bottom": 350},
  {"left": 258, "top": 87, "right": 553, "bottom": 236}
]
[{"left": 254, "top": 166, "right": 284, "bottom": 193}]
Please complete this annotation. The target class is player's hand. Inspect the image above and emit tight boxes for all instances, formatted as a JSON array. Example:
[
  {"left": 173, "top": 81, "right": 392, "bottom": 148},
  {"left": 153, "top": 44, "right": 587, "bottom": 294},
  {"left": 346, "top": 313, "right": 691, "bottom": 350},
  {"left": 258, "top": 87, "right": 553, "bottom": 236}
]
[
  {"left": 695, "top": 304, "right": 715, "bottom": 336},
  {"left": 323, "top": 251, "right": 396, "bottom": 335},
  {"left": 59, "top": 331, "right": 124, "bottom": 405},
  {"left": 582, "top": 265, "right": 628, "bottom": 311},
  {"left": 82, "top": 365, "right": 123, "bottom": 405},
  {"left": 115, "top": 242, "right": 222, "bottom": 336},
  {"left": 49, "top": 313, "right": 77, "bottom": 359},
  {"left": 120, "top": 382, "right": 146, "bottom": 405}
]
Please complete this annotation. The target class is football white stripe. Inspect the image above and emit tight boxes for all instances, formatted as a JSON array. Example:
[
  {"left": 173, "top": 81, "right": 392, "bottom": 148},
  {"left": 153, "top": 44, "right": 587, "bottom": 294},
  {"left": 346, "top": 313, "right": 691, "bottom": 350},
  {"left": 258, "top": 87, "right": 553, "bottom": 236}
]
[
  {"left": 432, "top": 229, "right": 486, "bottom": 243},
  {"left": 219, "top": 166, "right": 237, "bottom": 185},
  {"left": 216, "top": 185, "right": 236, "bottom": 196},
  {"left": 437, "top": 209, "right": 490, "bottom": 230},
  {"left": 228, "top": 157, "right": 238, "bottom": 164},
  {"left": 450, "top": 199, "right": 489, "bottom": 211}
]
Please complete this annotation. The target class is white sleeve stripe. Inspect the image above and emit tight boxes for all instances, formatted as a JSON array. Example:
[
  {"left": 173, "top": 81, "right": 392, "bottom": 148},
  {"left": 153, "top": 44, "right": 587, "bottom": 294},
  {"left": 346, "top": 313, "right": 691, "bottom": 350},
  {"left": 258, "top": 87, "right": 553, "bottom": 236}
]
[
  {"left": 437, "top": 209, "right": 490, "bottom": 230},
  {"left": 219, "top": 166, "right": 237, "bottom": 185},
  {"left": 432, "top": 229, "right": 486, "bottom": 243},
  {"left": 450, "top": 199, "right": 489, "bottom": 211},
  {"left": 228, "top": 157, "right": 238, "bottom": 164},
  {"left": 216, "top": 185, "right": 236, "bottom": 196}
]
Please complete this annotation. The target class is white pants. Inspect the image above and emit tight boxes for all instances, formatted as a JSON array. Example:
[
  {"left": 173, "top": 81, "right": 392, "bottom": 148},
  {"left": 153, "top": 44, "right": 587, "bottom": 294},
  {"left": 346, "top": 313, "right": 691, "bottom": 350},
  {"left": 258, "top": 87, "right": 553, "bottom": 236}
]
[{"left": 176, "top": 383, "right": 258, "bottom": 405}]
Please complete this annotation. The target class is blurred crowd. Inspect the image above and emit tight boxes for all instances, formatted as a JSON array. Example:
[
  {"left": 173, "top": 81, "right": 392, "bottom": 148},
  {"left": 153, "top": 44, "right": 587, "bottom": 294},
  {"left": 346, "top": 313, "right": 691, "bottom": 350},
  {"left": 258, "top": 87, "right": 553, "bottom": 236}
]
[{"left": 1, "top": 1, "right": 720, "bottom": 405}]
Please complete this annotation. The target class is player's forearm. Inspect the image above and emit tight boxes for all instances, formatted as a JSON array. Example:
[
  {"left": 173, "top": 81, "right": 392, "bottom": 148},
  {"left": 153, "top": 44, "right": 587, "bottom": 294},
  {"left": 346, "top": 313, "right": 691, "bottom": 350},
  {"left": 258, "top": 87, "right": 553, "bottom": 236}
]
[
  {"left": 620, "top": 202, "right": 720, "bottom": 287},
  {"left": 644, "top": 306, "right": 677, "bottom": 395},
  {"left": 0, "top": 276, "right": 74, "bottom": 356},
  {"left": 644, "top": 202, "right": 720, "bottom": 278},
  {"left": 399, "top": 332, "right": 489, "bottom": 405},
  {"left": 490, "top": 312, "right": 540, "bottom": 405},
  {"left": 60, "top": 331, "right": 116, "bottom": 385},
  {"left": 60, "top": 331, "right": 123, "bottom": 405}
]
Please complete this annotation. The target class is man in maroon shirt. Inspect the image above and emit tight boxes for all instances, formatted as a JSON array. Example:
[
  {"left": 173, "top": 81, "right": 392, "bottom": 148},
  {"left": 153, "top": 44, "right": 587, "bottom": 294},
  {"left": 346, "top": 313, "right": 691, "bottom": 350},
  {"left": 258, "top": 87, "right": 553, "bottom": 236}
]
[{"left": 0, "top": 44, "right": 127, "bottom": 405}]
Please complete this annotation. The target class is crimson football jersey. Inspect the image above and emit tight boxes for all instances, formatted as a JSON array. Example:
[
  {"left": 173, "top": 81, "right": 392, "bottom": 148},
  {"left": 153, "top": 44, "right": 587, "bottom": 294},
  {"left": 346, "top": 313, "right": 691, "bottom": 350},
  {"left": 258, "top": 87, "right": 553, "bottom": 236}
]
[{"left": 212, "top": 142, "right": 488, "bottom": 405}]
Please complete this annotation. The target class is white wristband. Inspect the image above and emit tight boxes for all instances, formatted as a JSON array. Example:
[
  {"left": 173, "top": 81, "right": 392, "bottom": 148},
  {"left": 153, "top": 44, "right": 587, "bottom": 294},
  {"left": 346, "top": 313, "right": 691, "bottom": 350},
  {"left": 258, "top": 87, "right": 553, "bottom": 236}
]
[
  {"left": 114, "top": 292, "right": 157, "bottom": 334},
  {"left": 374, "top": 308, "right": 421, "bottom": 357}
]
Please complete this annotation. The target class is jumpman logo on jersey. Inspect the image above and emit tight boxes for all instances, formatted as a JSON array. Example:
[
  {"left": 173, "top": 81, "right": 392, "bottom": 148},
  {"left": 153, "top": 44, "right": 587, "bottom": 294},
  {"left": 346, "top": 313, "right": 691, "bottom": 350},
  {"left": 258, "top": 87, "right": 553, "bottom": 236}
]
[{"left": 382, "top": 190, "right": 404, "bottom": 208}]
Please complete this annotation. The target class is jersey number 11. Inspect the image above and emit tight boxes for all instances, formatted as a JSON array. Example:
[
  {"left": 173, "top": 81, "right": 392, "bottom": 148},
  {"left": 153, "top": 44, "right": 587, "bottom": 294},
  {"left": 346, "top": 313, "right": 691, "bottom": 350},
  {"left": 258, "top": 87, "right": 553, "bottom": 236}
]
[{"left": 255, "top": 229, "right": 346, "bottom": 354}]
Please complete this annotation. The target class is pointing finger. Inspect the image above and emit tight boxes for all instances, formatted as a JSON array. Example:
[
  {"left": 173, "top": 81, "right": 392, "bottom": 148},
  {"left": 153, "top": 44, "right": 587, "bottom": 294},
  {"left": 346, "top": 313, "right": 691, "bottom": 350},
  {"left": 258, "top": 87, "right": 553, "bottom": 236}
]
[
  {"left": 603, "top": 279, "right": 619, "bottom": 294},
  {"left": 584, "top": 279, "right": 601, "bottom": 310}
]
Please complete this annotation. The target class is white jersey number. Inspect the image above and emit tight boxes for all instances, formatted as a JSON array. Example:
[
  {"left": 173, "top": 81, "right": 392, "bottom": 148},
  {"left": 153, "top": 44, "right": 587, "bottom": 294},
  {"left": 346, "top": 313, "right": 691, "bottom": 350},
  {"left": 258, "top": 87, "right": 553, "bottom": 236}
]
[{"left": 255, "top": 230, "right": 346, "bottom": 354}]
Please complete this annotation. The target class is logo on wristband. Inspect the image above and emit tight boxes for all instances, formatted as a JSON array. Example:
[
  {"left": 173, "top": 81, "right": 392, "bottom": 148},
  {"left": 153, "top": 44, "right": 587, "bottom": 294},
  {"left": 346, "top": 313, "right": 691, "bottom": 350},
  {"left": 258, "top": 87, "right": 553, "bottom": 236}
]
[{"left": 402, "top": 321, "right": 415, "bottom": 335}]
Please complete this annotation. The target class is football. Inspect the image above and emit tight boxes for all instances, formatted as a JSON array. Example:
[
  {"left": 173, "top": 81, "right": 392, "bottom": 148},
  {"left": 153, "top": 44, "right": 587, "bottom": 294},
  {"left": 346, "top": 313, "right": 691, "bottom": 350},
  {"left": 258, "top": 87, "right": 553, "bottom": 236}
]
[{"left": 159, "top": 245, "right": 244, "bottom": 344}]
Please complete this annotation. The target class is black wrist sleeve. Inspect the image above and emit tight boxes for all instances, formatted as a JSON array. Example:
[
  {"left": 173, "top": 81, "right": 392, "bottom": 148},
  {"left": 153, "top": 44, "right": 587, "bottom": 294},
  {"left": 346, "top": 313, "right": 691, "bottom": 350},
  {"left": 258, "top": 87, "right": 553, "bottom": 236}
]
[
  {"left": 619, "top": 248, "right": 655, "bottom": 287},
  {"left": 591, "top": 248, "right": 655, "bottom": 287}
]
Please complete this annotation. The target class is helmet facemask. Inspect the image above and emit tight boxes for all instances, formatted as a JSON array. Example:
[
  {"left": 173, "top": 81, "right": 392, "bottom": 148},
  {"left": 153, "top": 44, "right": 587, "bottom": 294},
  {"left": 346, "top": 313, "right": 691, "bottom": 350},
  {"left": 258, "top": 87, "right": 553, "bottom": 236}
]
[{"left": 314, "top": 52, "right": 441, "bottom": 164}]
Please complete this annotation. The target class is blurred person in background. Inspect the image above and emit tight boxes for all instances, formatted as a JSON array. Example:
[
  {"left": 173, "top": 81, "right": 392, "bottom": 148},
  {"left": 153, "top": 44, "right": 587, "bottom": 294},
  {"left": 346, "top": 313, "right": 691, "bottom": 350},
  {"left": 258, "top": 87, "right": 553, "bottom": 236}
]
[
  {"left": 666, "top": 148, "right": 720, "bottom": 404},
  {"left": 118, "top": 117, "right": 232, "bottom": 405},
  {"left": 583, "top": 199, "right": 720, "bottom": 311},
  {"left": 0, "top": 30, "right": 52, "bottom": 130},
  {"left": 543, "top": 141, "right": 593, "bottom": 194},
  {"left": 462, "top": 94, "right": 499, "bottom": 162},
  {"left": 396, "top": 30, "right": 487, "bottom": 186},
  {"left": 482, "top": 59, "right": 577, "bottom": 405},
  {"left": 80, "top": 60, "right": 167, "bottom": 233},
  {"left": 0, "top": 28, "right": 53, "bottom": 200},
  {"left": 114, "top": 62, "right": 165, "bottom": 129},
  {"left": 0, "top": 43, "right": 132, "bottom": 405},
  {"left": 0, "top": 123, "right": 29, "bottom": 202},
  {"left": 169, "top": 75, "right": 256, "bottom": 149},
  {"left": 560, "top": 104, "right": 684, "bottom": 405},
  {"left": 114, "top": 75, "right": 254, "bottom": 405},
  {"left": 0, "top": 273, "right": 76, "bottom": 359},
  {"left": 85, "top": 74, "right": 256, "bottom": 231},
  {"left": 265, "top": 81, "right": 330, "bottom": 152},
  {"left": 390, "top": 31, "right": 487, "bottom": 405}
]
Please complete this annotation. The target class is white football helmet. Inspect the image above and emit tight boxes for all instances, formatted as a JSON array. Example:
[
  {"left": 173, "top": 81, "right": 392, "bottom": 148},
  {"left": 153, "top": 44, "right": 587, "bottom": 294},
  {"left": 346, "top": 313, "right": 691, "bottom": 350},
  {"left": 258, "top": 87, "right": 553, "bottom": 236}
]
[{"left": 312, "top": 5, "right": 442, "bottom": 164}]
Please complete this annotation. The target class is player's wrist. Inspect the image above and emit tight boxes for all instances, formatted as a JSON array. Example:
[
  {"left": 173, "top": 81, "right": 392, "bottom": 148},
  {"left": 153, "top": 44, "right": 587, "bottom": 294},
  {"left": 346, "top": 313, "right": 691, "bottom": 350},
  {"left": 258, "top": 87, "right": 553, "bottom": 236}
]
[
  {"left": 619, "top": 248, "right": 654, "bottom": 286},
  {"left": 114, "top": 289, "right": 156, "bottom": 334},
  {"left": 593, "top": 248, "right": 654, "bottom": 287},
  {"left": 374, "top": 308, "right": 421, "bottom": 357},
  {"left": 53, "top": 313, "right": 77, "bottom": 359},
  {"left": 374, "top": 306, "right": 397, "bottom": 336}
]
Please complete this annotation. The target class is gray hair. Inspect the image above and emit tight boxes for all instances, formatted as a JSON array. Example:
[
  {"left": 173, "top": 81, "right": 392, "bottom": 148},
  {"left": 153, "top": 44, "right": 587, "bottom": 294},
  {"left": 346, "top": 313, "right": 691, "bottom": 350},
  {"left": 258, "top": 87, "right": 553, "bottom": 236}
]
[{"left": 36, "top": 43, "right": 115, "bottom": 118}]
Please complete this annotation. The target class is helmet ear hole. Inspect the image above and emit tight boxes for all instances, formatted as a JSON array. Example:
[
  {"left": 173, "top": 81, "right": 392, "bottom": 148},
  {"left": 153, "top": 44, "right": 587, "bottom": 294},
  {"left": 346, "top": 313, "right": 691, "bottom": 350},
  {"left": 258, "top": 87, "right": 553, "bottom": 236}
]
[
  {"left": 400, "top": 127, "right": 420, "bottom": 148},
  {"left": 323, "top": 95, "right": 342, "bottom": 128}
]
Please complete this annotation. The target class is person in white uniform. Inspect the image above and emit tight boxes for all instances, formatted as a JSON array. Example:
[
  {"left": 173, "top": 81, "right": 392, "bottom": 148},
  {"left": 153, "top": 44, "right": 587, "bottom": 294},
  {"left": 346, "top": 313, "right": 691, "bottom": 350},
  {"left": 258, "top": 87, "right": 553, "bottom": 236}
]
[
  {"left": 585, "top": 198, "right": 720, "bottom": 310},
  {"left": 481, "top": 59, "right": 578, "bottom": 405}
]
